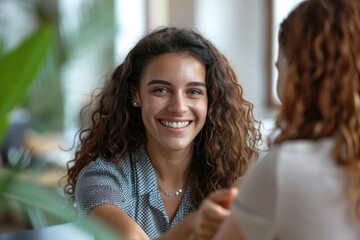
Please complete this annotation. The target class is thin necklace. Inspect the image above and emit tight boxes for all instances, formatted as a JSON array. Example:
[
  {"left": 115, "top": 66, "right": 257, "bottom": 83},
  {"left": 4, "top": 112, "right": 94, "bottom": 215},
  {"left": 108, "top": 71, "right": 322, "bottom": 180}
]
[
  {"left": 158, "top": 185, "right": 184, "bottom": 197},
  {"left": 154, "top": 168, "right": 185, "bottom": 197}
]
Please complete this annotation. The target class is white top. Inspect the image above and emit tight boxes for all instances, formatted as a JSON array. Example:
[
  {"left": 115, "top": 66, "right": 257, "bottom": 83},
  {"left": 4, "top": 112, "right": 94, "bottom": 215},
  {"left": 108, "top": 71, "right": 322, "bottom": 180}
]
[{"left": 233, "top": 138, "right": 360, "bottom": 240}]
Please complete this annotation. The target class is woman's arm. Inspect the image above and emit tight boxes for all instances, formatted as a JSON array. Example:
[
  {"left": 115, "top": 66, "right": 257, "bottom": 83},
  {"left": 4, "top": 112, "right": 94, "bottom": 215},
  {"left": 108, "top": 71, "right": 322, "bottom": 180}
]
[
  {"left": 90, "top": 204, "right": 195, "bottom": 240},
  {"left": 214, "top": 151, "right": 279, "bottom": 240},
  {"left": 213, "top": 214, "right": 245, "bottom": 240},
  {"left": 90, "top": 205, "right": 149, "bottom": 240},
  {"left": 159, "top": 188, "right": 238, "bottom": 240},
  {"left": 90, "top": 188, "right": 237, "bottom": 240}
]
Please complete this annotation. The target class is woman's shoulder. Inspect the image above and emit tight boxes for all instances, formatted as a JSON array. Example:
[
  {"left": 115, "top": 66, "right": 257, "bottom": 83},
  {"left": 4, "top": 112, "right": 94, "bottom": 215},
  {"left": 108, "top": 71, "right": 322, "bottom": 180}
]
[
  {"left": 75, "top": 155, "right": 136, "bottom": 217},
  {"left": 275, "top": 138, "right": 334, "bottom": 156},
  {"left": 78, "top": 154, "right": 134, "bottom": 183},
  {"left": 272, "top": 138, "right": 335, "bottom": 167},
  {"left": 85, "top": 157, "right": 116, "bottom": 170},
  {"left": 248, "top": 138, "right": 335, "bottom": 181}
]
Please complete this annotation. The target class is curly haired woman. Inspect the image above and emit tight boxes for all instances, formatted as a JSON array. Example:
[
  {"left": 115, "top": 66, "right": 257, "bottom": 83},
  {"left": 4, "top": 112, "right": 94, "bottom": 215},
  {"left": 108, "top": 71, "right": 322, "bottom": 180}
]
[
  {"left": 64, "top": 27, "right": 261, "bottom": 240},
  {"left": 215, "top": 0, "right": 360, "bottom": 239}
]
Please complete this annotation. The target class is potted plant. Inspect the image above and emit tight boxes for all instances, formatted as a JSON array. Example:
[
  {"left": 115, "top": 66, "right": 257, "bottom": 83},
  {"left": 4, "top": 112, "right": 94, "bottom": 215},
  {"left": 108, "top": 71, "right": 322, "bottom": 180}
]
[{"left": 0, "top": 25, "right": 119, "bottom": 240}]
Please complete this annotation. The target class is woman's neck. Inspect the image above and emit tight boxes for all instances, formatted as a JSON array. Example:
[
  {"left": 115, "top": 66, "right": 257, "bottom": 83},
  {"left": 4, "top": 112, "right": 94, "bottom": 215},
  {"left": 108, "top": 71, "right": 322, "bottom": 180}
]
[{"left": 145, "top": 142, "right": 192, "bottom": 188}]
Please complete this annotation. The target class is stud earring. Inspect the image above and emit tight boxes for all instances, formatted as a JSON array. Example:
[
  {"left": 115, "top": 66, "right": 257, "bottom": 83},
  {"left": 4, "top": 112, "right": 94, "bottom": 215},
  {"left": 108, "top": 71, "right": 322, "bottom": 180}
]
[{"left": 132, "top": 100, "right": 139, "bottom": 107}]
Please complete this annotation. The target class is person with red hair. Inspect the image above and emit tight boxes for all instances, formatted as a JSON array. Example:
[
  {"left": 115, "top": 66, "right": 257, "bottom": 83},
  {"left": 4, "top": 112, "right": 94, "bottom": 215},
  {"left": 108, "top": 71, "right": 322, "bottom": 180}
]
[{"left": 215, "top": 0, "right": 360, "bottom": 239}]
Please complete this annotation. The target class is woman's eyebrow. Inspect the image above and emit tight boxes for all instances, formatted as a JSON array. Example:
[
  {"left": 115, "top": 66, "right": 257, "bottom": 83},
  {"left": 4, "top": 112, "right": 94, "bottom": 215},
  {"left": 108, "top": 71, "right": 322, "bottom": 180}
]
[
  {"left": 147, "top": 79, "right": 171, "bottom": 86},
  {"left": 147, "top": 79, "right": 206, "bottom": 88},
  {"left": 186, "top": 82, "right": 206, "bottom": 88}
]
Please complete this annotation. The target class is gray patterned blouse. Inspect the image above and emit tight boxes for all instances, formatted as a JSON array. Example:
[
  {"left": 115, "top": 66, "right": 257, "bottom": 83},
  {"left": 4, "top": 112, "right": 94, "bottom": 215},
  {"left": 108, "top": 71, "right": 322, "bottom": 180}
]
[{"left": 75, "top": 147, "right": 196, "bottom": 239}]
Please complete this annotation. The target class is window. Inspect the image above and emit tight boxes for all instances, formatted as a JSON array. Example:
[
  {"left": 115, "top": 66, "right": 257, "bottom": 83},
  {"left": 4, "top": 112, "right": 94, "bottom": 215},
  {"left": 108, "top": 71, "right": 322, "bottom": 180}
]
[{"left": 270, "top": 0, "right": 304, "bottom": 105}]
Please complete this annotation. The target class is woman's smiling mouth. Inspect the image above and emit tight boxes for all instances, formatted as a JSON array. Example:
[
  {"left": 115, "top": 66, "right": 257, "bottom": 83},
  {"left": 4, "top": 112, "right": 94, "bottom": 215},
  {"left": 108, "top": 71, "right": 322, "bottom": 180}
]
[{"left": 160, "top": 120, "right": 191, "bottom": 129}]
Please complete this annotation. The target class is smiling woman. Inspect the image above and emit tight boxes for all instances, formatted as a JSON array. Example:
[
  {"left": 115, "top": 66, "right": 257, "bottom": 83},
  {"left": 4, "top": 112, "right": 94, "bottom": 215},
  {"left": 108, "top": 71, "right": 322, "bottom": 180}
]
[{"left": 64, "top": 27, "right": 261, "bottom": 240}]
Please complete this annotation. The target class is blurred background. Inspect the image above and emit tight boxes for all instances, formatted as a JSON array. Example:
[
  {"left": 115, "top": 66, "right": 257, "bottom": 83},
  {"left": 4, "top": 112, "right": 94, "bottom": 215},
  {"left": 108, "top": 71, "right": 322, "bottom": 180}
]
[{"left": 0, "top": 0, "right": 303, "bottom": 234}]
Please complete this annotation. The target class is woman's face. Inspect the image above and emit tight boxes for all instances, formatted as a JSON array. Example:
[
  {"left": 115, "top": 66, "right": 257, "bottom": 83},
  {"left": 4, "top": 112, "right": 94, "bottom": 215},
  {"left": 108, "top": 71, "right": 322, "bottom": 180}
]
[
  {"left": 276, "top": 45, "right": 289, "bottom": 103},
  {"left": 133, "top": 53, "right": 208, "bottom": 153}
]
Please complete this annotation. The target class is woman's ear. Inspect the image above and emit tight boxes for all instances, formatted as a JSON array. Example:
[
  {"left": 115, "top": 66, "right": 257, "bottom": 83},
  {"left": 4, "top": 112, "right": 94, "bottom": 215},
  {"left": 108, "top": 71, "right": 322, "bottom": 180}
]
[{"left": 131, "top": 87, "right": 141, "bottom": 107}]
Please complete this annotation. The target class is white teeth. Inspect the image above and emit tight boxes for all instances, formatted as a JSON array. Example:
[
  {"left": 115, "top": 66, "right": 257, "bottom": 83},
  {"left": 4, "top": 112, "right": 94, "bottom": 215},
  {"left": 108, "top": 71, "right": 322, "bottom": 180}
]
[{"left": 161, "top": 120, "right": 190, "bottom": 128}]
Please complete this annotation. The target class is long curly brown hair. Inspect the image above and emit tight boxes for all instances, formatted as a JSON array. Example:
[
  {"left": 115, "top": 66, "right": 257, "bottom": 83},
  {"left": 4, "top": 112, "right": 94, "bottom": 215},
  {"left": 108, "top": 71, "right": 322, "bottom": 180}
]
[
  {"left": 274, "top": 0, "right": 360, "bottom": 217},
  {"left": 64, "top": 27, "right": 261, "bottom": 206}
]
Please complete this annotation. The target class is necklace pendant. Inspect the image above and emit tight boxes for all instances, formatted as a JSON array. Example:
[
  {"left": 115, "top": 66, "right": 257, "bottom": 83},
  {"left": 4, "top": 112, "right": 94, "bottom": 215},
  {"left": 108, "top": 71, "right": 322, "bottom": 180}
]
[{"left": 163, "top": 188, "right": 183, "bottom": 197}]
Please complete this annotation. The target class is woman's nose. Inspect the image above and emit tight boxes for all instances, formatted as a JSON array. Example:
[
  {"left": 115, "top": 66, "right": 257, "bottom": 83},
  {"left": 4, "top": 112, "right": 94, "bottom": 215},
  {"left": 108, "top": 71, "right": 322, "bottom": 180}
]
[{"left": 167, "top": 93, "right": 188, "bottom": 114}]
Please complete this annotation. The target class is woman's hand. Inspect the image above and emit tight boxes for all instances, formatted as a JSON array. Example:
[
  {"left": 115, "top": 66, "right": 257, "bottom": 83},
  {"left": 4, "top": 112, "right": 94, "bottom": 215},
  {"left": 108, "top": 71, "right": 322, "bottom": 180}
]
[{"left": 193, "top": 188, "right": 238, "bottom": 240}]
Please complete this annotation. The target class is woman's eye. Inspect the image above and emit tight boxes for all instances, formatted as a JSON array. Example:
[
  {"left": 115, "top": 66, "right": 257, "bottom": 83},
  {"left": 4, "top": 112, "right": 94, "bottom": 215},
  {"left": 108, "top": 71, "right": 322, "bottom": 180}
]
[
  {"left": 153, "top": 88, "right": 169, "bottom": 94},
  {"left": 188, "top": 89, "right": 202, "bottom": 95}
]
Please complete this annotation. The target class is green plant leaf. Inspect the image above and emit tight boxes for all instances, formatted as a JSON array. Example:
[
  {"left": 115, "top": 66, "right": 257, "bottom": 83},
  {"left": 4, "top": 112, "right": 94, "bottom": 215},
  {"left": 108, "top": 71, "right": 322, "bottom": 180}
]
[
  {"left": 0, "top": 117, "right": 7, "bottom": 144},
  {"left": 0, "top": 168, "right": 120, "bottom": 239},
  {"left": 0, "top": 26, "right": 54, "bottom": 140}
]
